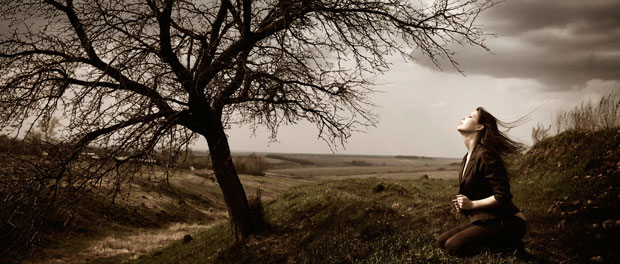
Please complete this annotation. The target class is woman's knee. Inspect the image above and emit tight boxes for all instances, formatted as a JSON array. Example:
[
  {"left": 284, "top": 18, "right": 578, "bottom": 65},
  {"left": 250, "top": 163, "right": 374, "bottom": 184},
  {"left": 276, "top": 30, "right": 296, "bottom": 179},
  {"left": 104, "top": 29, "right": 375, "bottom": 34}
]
[
  {"left": 436, "top": 233, "right": 450, "bottom": 249},
  {"left": 444, "top": 237, "right": 460, "bottom": 254},
  {"left": 437, "top": 223, "right": 473, "bottom": 249},
  {"left": 444, "top": 237, "right": 479, "bottom": 257}
]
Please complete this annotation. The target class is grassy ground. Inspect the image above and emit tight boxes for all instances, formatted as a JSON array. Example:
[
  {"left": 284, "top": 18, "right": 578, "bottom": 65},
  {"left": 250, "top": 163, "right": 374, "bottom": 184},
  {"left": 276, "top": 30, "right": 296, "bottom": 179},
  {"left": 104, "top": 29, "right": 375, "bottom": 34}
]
[
  {"left": 128, "top": 178, "right": 531, "bottom": 264},
  {"left": 127, "top": 129, "right": 620, "bottom": 264},
  {"left": 13, "top": 129, "right": 620, "bottom": 263}
]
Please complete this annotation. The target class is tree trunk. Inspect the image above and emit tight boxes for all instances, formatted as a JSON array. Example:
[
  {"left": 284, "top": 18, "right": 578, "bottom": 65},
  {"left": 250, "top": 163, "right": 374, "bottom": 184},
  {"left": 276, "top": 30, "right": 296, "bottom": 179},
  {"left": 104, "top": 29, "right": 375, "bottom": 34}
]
[{"left": 202, "top": 116, "right": 252, "bottom": 241}]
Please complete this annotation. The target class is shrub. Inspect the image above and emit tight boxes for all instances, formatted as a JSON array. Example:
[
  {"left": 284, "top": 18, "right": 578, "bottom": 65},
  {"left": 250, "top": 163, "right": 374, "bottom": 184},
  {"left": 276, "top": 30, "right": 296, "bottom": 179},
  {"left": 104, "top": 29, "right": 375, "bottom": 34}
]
[
  {"left": 233, "top": 153, "right": 268, "bottom": 176},
  {"left": 248, "top": 189, "right": 267, "bottom": 233}
]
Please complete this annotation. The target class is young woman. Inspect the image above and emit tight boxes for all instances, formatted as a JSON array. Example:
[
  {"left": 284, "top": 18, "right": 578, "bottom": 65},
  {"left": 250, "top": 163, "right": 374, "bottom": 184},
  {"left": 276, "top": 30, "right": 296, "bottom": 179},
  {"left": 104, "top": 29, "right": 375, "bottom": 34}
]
[{"left": 437, "top": 107, "right": 527, "bottom": 257}]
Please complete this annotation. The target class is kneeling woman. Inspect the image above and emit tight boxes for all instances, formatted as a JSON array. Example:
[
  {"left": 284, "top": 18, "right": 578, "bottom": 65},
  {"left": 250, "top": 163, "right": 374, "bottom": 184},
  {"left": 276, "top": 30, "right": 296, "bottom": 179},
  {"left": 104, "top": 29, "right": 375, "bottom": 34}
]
[{"left": 437, "top": 107, "right": 527, "bottom": 257}]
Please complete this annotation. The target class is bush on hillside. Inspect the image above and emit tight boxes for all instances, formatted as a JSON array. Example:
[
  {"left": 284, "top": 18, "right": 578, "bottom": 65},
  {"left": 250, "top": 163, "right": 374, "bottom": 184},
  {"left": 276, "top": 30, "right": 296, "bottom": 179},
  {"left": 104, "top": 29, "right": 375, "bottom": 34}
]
[
  {"left": 248, "top": 189, "right": 267, "bottom": 233},
  {"left": 233, "top": 153, "right": 268, "bottom": 176}
]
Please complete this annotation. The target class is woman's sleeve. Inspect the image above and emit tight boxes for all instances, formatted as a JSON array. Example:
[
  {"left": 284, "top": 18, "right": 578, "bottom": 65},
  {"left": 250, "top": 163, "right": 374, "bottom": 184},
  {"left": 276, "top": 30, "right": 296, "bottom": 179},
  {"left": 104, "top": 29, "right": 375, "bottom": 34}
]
[{"left": 480, "top": 151, "right": 513, "bottom": 204}]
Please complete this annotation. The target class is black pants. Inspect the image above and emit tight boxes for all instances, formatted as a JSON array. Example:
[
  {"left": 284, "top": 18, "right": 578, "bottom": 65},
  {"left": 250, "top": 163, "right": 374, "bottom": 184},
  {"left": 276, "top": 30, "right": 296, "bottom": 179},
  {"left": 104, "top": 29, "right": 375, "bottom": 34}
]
[{"left": 437, "top": 216, "right": 526, "bottom": 257}]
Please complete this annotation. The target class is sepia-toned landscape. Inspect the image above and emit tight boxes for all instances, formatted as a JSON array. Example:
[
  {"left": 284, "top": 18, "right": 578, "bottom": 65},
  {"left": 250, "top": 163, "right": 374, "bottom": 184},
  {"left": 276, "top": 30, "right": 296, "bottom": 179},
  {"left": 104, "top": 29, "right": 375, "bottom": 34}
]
[{"left": 2, "top": 0, "right": 620, "bottom": 263}]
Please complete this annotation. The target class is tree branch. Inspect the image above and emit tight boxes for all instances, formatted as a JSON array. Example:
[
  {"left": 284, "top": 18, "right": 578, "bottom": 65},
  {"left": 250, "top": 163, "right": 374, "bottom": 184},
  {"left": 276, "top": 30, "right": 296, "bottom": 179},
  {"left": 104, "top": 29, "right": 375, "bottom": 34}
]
[
  {"left": 44, "top": 0, "right": 174, "bottom": 113},
  {"left": 242, "top": 0, "right": 251, "bottom": 37},
  {"left": 196, "top": 3, "right": 310, "bottom": 95},
  {"left": 214, "top": 49, "right": 250, "bottom": 109},
  {"left": 148, "top": 0, "right": 193, "bottom": 90},
  {"left": 194, "top": 0, "right": 229, "bottom": 86}
]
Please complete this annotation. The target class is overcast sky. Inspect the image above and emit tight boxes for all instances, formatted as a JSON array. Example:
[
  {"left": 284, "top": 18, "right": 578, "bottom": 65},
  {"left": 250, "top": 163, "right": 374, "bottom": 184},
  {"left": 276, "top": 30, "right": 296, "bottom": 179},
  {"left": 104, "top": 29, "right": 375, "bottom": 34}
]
[
  {"left": 195, "top": 0, "right": 620, "bottom": 158},
  {"left": 4, "top": 1, "right": 617, "bottom": 158}
]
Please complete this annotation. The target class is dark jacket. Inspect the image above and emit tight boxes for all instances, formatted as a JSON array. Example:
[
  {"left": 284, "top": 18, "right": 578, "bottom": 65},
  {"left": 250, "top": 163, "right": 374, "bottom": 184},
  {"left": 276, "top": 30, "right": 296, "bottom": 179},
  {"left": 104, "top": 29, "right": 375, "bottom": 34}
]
[{"left": 459, "top": 143, "right": 520, "bottom": 223}]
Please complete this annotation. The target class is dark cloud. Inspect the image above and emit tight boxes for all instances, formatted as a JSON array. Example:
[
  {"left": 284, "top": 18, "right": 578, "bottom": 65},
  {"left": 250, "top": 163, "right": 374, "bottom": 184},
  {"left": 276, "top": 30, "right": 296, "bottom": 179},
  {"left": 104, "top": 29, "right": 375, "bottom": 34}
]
[
  {"left": 415, "top": 0, "right": 620, "bottom": 90},
  {"left": 483, "top": 0, "right": 620, "bottom": 36}
]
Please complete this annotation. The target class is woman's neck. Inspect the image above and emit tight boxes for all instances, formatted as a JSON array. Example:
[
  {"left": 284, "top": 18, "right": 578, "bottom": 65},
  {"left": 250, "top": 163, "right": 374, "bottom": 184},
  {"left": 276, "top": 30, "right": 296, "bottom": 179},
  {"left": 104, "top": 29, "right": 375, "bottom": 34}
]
[{"left": 461, "top": 132, "right": 479, "bottom": 154}]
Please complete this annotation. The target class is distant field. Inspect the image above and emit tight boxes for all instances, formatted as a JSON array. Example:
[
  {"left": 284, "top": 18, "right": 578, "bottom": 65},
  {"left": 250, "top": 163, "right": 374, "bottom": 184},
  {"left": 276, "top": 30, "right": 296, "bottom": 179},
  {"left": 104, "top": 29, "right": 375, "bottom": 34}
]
[
  {"left": 261, "top": 153, "right": 461, "bottom": 180},
  {"left": 184, "top": 153, "right": 460, "bottom": 201},
  {"left": 260, "top": 152, "right": 459, "bottom": 167}
]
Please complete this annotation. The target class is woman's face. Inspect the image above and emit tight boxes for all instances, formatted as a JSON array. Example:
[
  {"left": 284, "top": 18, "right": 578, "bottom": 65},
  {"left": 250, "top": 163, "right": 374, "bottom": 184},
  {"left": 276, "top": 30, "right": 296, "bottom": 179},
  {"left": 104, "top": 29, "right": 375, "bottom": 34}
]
[{"left": 457, "top": 110, "right": 482, "bottom": 133}]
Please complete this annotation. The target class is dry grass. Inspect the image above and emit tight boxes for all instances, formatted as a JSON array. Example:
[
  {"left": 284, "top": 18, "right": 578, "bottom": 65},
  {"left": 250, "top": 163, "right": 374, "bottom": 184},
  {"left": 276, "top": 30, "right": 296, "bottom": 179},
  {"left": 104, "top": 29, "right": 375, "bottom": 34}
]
[
  {"left": 88, "top": 223, "right": 212, "bottom": 259},
  {"left": 547, "top": 89, "right": 620, "bottom": 137},
  {"left": 534, "top": 89, "right": 620, "bottom": 142},
  {"left": 31, "top": 223, "right": 216, "bottom": 264},
  {"left": 555, "top": 90, "right": 620, "bottom": 132}
]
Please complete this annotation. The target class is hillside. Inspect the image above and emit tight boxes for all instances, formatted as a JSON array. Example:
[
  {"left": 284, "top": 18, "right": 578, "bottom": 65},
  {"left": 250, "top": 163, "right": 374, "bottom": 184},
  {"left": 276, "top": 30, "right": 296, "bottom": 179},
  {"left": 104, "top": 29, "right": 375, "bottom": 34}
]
[
  {"left": 510, "top": 129, "right": 620, "bottom": 263},
  {"left": 3, "top": 168, "right": 311, "bottom": 263},
  {"left": 127, "top": 129, "right": 620, "bottom": 264}
]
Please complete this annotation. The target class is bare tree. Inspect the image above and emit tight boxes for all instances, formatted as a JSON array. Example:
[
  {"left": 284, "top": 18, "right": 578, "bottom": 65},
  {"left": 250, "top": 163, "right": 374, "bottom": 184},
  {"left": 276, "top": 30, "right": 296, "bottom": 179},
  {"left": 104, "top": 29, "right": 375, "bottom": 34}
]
[{"left": 0, "top": 0, "right": 494, "bottom": 241}]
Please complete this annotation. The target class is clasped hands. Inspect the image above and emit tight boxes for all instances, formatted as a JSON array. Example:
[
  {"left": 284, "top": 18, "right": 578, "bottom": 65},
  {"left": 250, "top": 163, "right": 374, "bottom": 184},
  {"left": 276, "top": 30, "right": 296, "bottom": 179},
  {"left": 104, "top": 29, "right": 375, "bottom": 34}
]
[{"left": 452, "top": 194, "right": 473, "bottom": 212}]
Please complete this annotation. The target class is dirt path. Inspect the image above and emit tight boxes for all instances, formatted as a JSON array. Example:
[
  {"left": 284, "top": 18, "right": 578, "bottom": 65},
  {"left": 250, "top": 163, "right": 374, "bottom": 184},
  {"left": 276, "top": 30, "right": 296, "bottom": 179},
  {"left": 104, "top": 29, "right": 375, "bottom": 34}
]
[{"left": 30, "top": 222, "right": 222, "bottom": 264}]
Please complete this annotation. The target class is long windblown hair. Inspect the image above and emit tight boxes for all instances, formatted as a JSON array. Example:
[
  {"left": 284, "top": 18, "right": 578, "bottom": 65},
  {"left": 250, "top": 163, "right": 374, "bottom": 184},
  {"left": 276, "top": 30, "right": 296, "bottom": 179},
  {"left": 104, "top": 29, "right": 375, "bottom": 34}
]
[{"left": 476, "top": 107, "right": 526, "bottom": 158}]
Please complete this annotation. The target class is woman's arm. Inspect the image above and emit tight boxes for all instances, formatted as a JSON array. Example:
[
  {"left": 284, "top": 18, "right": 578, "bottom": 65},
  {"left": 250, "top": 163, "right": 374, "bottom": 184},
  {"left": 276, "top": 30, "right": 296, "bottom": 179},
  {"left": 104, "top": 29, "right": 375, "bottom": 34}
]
[
  {"left": 454, "top": 194, "right": 499, "bottom": 211},
  {"left": 480, "top": 151, "right": 514, "bottom": 204},
  {"left": 453, "top": 150, "right": 512, "bottom": 212}
]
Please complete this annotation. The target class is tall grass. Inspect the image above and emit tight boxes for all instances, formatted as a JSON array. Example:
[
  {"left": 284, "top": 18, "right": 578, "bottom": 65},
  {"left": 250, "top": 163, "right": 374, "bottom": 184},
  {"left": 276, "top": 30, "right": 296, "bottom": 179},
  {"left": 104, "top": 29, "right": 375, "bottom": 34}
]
[
  {"left": 530, "top": 123, "right": 552, "bottom": 144},
  {"left": 532, "top": 89, "right": 620, "bottom": 142},
  {"left": 555, "top": 89, "right": 620, "bottom": 132}
]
